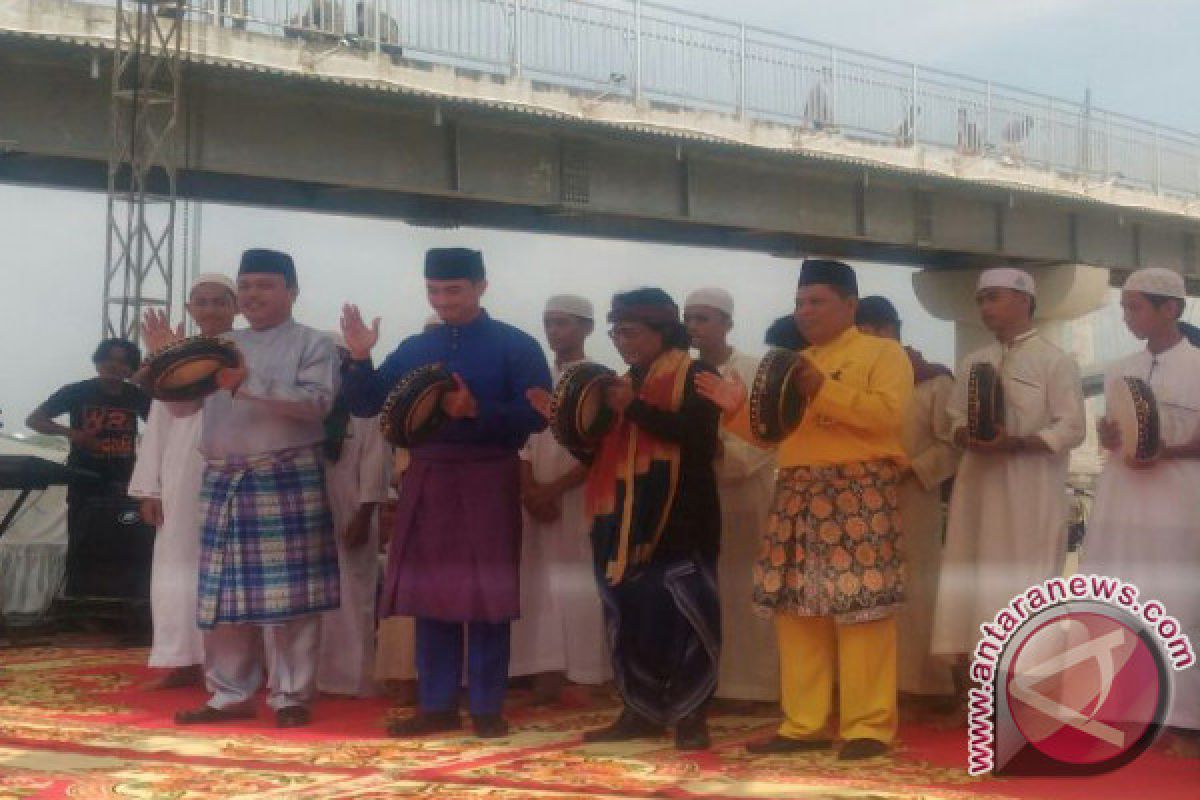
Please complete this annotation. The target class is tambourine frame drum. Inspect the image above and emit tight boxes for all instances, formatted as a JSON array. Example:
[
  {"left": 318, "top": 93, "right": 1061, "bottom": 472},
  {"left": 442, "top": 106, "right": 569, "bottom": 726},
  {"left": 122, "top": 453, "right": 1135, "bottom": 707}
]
[
  {"left": 550, "top": 362, "right": 617, "bottom": 452},
  {"left": 748, "top": 348, "right": 808, "bottom": 444},
  {"left": 380, "top": 364, "right": 455, "bottom": 448},
  {"left": 1109, "top": 376, "right": 1161, "bottom": 462},
  {"left": 967, "top": 362, "right": 1004, "bottom": 442},
  {"left": 143, "top": 335, "right": 241, "bottom": 402}
]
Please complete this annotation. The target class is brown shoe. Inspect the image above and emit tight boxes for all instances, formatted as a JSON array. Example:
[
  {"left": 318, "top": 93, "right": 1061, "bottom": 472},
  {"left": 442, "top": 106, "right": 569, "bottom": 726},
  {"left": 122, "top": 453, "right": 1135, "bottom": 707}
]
[
  {"left": 745, "top": 735, "right": 833, "bottom": 755},
  {"left": 174, "top": 705, "right": 256, "bottom": 725},
  {"left": 387, "top": 711, "right": 462, "bottom": 737},
  {"left": 838, "top": 738, "right": 890, "bottom": 761},
  {"left": 275, "top": 705, "right": 311, "bottom": 728}
]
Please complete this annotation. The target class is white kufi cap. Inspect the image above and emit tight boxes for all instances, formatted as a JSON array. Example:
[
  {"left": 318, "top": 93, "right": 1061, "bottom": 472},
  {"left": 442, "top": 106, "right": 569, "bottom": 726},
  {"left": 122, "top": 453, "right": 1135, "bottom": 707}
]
[
  {"left": 544, "top": 294, "right": 594, "bottom": 320},
  {"left": 684, "top": 287, "right": 734, "bottom": 316},
  {"left": 1124, "top": 267, "right": 1186, "bottom": 300},
  {"left": 977, "top": 267, "right": 1036, "bottom": 297},
  {"left": 189, "top": 272, "right": 236, "bottom": 296}
]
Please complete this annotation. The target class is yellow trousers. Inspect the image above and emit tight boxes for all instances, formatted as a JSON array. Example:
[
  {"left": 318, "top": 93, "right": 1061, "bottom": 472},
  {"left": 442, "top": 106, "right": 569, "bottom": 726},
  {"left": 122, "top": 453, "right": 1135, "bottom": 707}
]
[{"left": 776, "top": 614, "right": 897, "bottom": 743}]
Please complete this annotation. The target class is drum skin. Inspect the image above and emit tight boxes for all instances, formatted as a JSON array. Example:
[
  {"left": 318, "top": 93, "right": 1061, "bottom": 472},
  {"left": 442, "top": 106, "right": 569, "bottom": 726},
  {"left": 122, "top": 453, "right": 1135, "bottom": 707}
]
[
  {"left": 967, "top": 362, "right": 1005, "bottom": 442},
  {"left": 380, "top": 364, "right": 455, "bottom": 448},
  {"left": 749, "top": 348, "right": 808, "bottom": 444},
  {"left": 550, "top": 362, "right": 617, "bottom": 452},
  {"left": 143, "top": 336, "right": 240, "bottom": 402},
  {"left": 1111, "top": 376, "right": 1161, "bottom": 462}
]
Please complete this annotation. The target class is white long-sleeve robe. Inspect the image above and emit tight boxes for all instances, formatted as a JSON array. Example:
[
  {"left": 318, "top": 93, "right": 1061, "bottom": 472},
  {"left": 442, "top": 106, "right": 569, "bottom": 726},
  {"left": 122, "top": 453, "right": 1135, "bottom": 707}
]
[
  {"left": 127, "top": 401, "right": 205, "bottom": 668},
  {"left": 713, "top": 349, "right": 780, "bottom": 702},
  {"left": 317, "top": 414, "right": 390, "bottom": 696},
  {"left": 933, "top": 330, "right": 1086, "bottom": 655},
  {"left": 1083, "top": 339, "right": 1200, "bottom": 730},
  {"left": 510, "top": 360, "right": 611, "bottom": 684},
  {"left": 897, "top": 372, "right": 960, "bottom": 694}
]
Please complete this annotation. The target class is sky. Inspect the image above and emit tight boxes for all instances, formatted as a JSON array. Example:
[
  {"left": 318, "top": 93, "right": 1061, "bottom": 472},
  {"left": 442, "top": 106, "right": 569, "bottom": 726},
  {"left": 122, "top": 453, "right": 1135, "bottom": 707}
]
[{"left": 2, "top": 0, "right": 1197, "bottom": 432}]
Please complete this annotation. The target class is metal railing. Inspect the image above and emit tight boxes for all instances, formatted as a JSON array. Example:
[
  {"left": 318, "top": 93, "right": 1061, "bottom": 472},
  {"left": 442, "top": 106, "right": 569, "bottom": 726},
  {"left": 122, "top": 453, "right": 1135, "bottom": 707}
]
[{"left": 73, "top": 0, "right": 1200, "bottom": 199}]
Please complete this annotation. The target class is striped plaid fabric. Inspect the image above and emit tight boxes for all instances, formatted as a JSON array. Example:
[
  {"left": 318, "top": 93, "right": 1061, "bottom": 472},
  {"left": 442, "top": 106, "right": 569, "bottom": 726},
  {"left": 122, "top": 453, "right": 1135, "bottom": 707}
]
[{"left": 197, "top": 446, "right": 340, "bottom": 629}]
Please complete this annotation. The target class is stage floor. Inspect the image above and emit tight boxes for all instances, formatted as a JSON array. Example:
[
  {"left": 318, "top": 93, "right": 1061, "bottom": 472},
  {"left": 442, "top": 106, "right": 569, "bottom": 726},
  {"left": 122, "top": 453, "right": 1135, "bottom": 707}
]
[{"left": 0, "top": 644, "right": 1194, "bottom": 799}]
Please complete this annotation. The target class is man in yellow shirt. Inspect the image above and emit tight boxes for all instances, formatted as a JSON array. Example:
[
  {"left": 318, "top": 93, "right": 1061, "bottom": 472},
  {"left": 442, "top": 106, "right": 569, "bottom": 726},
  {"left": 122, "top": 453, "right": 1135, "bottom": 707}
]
[{"left": 697, "top": 259, "right": 913, "bottom": 761}]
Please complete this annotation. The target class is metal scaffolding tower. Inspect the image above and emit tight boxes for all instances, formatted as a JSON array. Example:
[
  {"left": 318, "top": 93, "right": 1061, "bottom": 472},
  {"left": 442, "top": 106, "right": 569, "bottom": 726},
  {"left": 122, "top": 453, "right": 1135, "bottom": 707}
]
[{"left": 102, "top": 0, "right": 184, "bottom": 344}]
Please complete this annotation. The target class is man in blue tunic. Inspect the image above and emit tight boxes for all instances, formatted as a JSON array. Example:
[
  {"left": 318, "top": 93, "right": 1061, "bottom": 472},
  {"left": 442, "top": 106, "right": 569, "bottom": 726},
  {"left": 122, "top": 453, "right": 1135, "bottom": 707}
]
[{"left": 341, "top": 248, "right": 552, "bottom": 738}]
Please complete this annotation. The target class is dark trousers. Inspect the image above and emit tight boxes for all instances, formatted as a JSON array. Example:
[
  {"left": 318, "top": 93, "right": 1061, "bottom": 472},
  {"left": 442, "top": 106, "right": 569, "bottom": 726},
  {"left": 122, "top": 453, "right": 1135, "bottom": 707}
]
[
  {"left": 599, "top": 555, "right": 721, "bottom": 726},
  {"left": 415, "top": 617, "right": 511, "bottom": 716}
]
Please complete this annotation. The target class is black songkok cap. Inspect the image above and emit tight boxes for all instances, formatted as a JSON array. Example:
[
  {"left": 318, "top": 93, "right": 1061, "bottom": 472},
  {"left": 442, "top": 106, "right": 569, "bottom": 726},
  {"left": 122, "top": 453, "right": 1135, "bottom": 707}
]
[
  {"left": 239, "top": 249, "right": 297, "bottom": 288},
  {"left": 855, "top": 295, "right": 901, "bottom": 327},
  {"left": 797, "top": 258, "right": 858, "bottom": 295},
  {"left": 425, "top": 248, "right": 485, "bottom": 281}
]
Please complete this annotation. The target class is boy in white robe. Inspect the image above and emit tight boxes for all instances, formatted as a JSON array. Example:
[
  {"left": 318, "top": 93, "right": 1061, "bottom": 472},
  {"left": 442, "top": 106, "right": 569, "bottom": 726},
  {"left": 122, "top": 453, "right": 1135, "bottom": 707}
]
[
  {"left": 933, "top": 268, "right": 1086, "bottom": 698},
  {"left": 317, "top": 338, "right": 391, "bottom": 697},
  {"left": 1085, "top": 267, "right": 1200, "bottom": 757},
  {"left": 510, "top": 295, "right": 610, "bottom": 701},
  {"left": 129, "top": 274, "right": 237, "bottom": 688},
  {"left": 683, "top": 287, "right": 779, "bottom": 704},
  {"left": 856, "top": 297, "right": 960, "bottom": 704}
]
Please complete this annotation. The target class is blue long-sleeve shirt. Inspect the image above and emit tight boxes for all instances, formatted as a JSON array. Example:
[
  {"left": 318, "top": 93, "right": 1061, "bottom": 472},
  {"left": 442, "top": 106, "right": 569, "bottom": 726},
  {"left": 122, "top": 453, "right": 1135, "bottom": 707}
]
[{"left": 343, "top": 310, "right": 552, "bottom": 451}]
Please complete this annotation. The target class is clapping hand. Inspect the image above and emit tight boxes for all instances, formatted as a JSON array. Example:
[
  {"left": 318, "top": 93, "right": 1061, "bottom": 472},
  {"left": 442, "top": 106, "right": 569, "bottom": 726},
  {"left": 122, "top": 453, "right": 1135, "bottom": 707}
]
[
  {"left": 442, "top": 374, "right": 478, "bottom": 419},
  {"left": 526, "top": 387, "right": 553, "bottom": 421},
  {"left": 790, "top": 355, "right": 826, "bottom": 398},
  {"left": 142, "top": 308, "right": 184, "bottom": 353},
  {"left": 214, "top": 346, "right": 247, "bottom": 394},
  {"left": 340, "top": 303, "right": 380, "bottom": 361},
  {"left": 694, "top": 370, "right": 746, "bottom": 412}
]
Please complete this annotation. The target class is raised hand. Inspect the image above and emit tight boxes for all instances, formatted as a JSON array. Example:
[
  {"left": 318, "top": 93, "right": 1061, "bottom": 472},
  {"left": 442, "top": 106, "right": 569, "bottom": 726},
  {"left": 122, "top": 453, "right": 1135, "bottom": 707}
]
[
  {"left": 442, "top": 373, "right": 478, "bottom": 419},
  {"left": 790, "top": 355, "right": 826, "bottom": 399},
  {"left": 340, "top": 303, "right": 380, "bottom": 361},
  {"left": 142, "top": 308, "right": 184, "bottom": 353},
  {"left": 694, "top": 370, "right": 746, "bottom": 412},
  {"left": 526, "top": 387, "right": 553, "bottom": 421}
]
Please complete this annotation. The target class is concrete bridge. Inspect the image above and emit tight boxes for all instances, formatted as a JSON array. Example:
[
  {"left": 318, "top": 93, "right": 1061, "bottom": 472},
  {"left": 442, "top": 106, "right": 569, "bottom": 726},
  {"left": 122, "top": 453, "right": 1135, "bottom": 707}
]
[{"left": 2, "top": 0, "right": 1199, "bottom": 281}]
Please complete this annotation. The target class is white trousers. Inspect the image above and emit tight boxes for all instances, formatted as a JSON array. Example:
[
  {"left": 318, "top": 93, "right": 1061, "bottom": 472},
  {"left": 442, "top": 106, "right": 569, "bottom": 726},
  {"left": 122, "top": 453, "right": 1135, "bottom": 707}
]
[{"left": 204, "top": 616, "right": 319, "bottom": 711}]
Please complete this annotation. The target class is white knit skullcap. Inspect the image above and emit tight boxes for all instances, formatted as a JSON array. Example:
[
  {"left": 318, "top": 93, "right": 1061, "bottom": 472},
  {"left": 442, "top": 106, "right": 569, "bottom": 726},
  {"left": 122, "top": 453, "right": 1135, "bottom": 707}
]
[
  {"left": 189, "top": 272, "right": 236, "bottom": 297},
  {"left": 977, "top": 267, "right": 1036, "bottom": 297},
  {"left": 684, "top": 287, "right": 734, "bottom": 317},
  {"left": 544, "top": 294, "right": 594, "bottom": 320},
  {"left": 1124, "top": 267, "right": 1186, "bottom": 300}
]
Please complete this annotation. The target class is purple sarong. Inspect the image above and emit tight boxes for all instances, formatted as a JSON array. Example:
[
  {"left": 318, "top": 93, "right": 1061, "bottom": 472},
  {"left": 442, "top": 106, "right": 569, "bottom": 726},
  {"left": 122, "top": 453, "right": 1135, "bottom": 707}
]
[{"left": 382, "top": 443, "right": 522, "bottom": 622}]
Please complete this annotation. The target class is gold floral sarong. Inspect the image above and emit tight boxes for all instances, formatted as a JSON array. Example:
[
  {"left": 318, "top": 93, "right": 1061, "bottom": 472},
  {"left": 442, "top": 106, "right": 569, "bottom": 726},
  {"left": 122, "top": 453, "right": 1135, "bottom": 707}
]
[{"left": 754, "top": 459, "right": 905, "bottom": 624}]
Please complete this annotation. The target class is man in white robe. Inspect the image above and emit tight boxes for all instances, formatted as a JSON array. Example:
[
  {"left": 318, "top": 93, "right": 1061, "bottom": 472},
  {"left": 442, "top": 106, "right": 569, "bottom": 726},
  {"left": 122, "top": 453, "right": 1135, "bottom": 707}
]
[
  {"left": 510, "top": 295, "right": 610, "bottom": 700},
  {"left": 684, "top": 288, "right": 779, "bottom": 704},
  {"left": 933, "top": 268, "right": 1086, "bottom": 690},
  {"left": 129, "top": 273, "right": 237, "bottom": 688},
  {"left": 856, "top": 297, "right": 960, "bottom": 702},
  {"left": 317, "top": 338, "right": 391, "bottom": 697},
  {"left": 1085, "top": 267, "right": 1200, "bottom": 756}
]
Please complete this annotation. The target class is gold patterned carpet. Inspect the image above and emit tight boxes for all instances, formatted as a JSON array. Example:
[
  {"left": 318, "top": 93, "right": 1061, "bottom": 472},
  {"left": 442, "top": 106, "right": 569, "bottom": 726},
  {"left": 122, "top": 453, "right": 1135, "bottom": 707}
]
[{"left": 0, "top": 646, "right": 1193, "bottom": 799}]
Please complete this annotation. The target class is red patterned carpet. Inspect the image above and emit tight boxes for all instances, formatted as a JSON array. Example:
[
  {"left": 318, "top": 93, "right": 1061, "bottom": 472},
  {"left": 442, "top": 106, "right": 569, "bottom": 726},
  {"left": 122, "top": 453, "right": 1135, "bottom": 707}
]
[{"left": 0, "top": 646, "right": 1194, "bottom": 799}]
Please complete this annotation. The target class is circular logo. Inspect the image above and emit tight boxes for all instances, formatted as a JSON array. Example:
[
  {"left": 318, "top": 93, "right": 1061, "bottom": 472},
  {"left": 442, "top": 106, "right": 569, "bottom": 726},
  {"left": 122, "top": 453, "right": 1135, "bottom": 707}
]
[{"left": 1004, "top": 609, "right": 1168, "bottom": 771}]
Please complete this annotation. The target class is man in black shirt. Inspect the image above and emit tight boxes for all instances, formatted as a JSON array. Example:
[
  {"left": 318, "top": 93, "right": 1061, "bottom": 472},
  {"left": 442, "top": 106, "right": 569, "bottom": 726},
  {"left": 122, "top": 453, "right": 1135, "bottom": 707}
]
[{"left": 26, "top": 338, "right": 151, "bottom": 591}]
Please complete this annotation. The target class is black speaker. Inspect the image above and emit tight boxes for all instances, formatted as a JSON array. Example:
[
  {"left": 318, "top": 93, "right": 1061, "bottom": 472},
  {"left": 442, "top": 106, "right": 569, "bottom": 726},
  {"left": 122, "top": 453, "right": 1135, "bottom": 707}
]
[{"left": 66, "top": 496, "right": 155, "bottom": 600}]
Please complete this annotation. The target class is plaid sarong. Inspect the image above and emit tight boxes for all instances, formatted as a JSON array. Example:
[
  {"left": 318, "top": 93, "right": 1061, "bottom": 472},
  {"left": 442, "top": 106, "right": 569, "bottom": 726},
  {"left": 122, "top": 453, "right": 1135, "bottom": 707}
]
[{"left": 197, "top": 446, "right": 339, "bottom": 628}]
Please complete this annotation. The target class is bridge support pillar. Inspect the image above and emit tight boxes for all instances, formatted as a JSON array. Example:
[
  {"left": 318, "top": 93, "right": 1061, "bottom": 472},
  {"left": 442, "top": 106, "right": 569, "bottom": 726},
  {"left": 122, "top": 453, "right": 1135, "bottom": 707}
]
[{"left": 911, "top": 263, "right": 1111, "bottom": 364}]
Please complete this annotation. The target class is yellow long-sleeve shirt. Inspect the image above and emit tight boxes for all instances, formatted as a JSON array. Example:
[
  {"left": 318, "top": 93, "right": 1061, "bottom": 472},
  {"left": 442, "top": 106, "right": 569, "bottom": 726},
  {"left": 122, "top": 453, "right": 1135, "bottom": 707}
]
[{"left": 727, "top": 327, "right": 913, "bottom": 468}]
